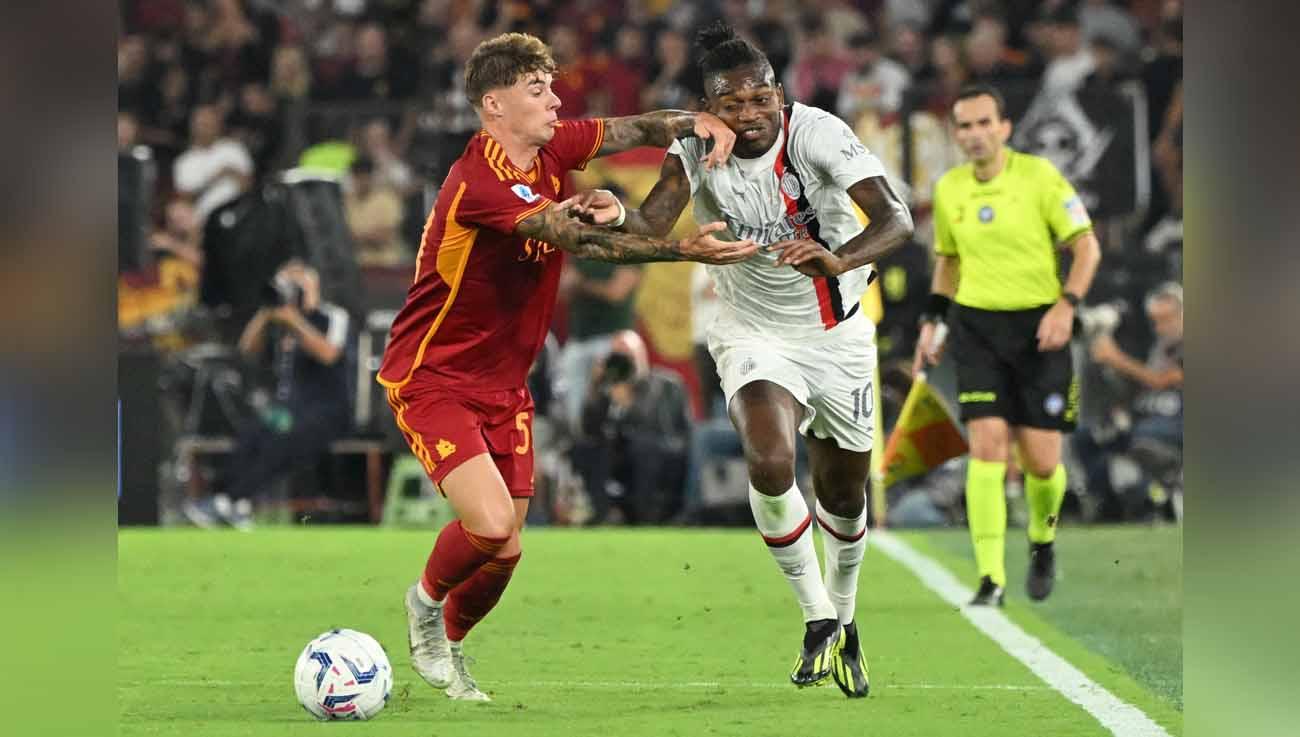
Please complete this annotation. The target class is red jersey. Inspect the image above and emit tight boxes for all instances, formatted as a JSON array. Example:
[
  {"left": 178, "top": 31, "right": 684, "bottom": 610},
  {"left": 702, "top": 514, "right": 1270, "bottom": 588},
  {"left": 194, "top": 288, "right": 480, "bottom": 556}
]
[{"left": 378, "top": 118, "right": 605, "bottom": 391}]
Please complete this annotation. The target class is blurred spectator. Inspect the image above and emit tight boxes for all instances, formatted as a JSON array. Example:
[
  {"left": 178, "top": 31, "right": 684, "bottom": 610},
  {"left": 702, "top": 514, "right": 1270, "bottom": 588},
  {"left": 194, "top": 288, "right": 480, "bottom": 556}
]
[
  {"left": 549, "top": 24, "right": 595, "bottom": 118},
  {"left": 888, "top": 21, "right": 930, "bottom": 80},
  {"left": 748, "top": 11, "right": 795, "bottom": 85},
  {"left": 1039, "top": 4, "right": 1094, "bottom": 94},
  {"left": 557, "top": 247, "right": 643, "bottom": 430},
  {"left": 921, "top": 33, "right": 968, "bottom": 113},
  {"left": 570, "top": 331, "right": 691, "bottom": 525},
  {"left": 586, "top": 26, "right": 647, "bottom": 117},
  {"left": 837, "top": 29, "right": 912, "bottom": 122},
  {"left": 412, "top": 19, "right": 483, "bottom": 180},
  {"left": 1084, "top": 282, "right": 1184, "bottom": 520},
  {"left": 1078, "top": 0, "right": 1141, "bottom": 55},
  {"left": 344, "top": 157, "right": 407, "bottom": 267},
  {"left": 786, "top": 15, "right": 854, "bottom": 110},
  {"left": 641, "top": 27, "right": 696, "bottom": 112},
  {"left": 204, "top": 0, "right": 274, "bottom": 92},
  {"left": 173, "top": 104, "right": 254, "bottom": 224},
  {"left": 270, "top": 44, "right": 313, "bottom": 101},
  {"left": 118, "top": 110, "right": 142, "bottom": 153},
  {"left": 182, "top": 261, "right": 352, "bottom": 529},
  {"left": 332, "top": 22, "right": 419, "bottom": 101},
  {"left": 963, "top": 15, "right": 1036, "bottom": 87},
  {"left": 118, "top": 34, "right": 157, "bottom": 115},
  {"left": 138, "top": 64, "right": 195, "bottom": 161},
  {"left": 228, "top": 82, "right": 286, "bottom": 178},
  {"left": 359, "top": 118, "right": 415, "bottom": 195},
  {"left": 1080, "top": 32, "right": 1132, "bottom": 92},
  {"left": 149, "top": 196, "right": 204, "bottom": 271}
]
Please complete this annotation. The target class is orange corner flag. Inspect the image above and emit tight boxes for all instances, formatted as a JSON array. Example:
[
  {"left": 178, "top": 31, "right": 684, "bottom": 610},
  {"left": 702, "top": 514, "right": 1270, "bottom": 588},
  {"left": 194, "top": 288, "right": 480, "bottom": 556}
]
[{"left": 881, "top": 373, "right": 968, "bottom": 488}]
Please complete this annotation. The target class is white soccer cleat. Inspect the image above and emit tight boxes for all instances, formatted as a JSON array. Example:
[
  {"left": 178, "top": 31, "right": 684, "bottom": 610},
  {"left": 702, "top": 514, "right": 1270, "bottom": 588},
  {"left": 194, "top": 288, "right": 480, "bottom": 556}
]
[
  {"left": 405, "top": 584, "right": 453, "bottom": 688},
  {"left": 444, "top": 647, "right": 491, "bottom": 702}
]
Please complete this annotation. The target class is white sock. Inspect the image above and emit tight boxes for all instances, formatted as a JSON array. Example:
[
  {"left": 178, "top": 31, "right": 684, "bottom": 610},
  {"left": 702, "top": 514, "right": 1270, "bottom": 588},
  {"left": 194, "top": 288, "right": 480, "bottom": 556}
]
[
  {"left": 415, "top": 580, "right": 441, "bottom": 609},
  {"left": 749, "top": 483, "right": 837, "bottom": 622},
  {"left": 815, "top": 500, "right": 868, "bottom": 626}
]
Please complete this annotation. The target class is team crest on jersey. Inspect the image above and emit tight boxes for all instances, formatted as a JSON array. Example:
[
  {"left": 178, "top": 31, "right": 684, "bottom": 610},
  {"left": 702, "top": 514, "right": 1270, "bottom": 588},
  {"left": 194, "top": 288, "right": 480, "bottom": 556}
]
[
  {"left": 978, "top": 205, "right": 995, "bottom": 223},
  {"left": 780, "top": 171, "right": 802, "bottom": 200},
  {"left": 511, "top": 184, "right": 541, "bottom": 203}
]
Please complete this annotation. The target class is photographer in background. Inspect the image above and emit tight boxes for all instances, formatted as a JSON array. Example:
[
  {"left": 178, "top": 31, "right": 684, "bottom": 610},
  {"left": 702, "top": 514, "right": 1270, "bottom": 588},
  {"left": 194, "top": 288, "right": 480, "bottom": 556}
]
[
  {"left": 182, "top": 261, "right": 353, "bottom": 529},
  {"left": 570, "top": 330, "right": 691, "bottom": 525},
  {"left": 1087, "top": 282, "right": 1184, "bottom": 520}
]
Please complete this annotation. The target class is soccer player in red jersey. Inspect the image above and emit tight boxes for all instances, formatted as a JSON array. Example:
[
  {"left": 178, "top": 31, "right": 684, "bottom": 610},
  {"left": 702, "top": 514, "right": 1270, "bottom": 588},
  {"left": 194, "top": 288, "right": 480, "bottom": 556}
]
[{"left": 381, "top": 32, "right": 758, "bottom": 702}]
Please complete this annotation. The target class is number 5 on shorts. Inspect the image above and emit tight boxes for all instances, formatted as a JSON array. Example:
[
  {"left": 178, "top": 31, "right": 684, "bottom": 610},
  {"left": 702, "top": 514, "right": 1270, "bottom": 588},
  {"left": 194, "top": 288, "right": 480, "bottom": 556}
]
[{"left": 514, "top": 412, "right": 531, "bottom": 454}]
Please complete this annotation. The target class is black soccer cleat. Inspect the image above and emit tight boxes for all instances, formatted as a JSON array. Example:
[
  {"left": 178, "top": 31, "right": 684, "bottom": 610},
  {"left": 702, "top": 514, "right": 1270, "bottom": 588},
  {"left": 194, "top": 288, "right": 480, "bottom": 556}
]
[
  {"left": 831, "top": 621, "right": 870, "bottom": 698},
  {"left": 790, "top": 618, "right": 842, "bottom": 687},
  {"left": 1027, "top": 542, "right": 1057, "bottom": 601},
  {"left": 969, "top": 575, "right": 1005, "bottom": 607}
]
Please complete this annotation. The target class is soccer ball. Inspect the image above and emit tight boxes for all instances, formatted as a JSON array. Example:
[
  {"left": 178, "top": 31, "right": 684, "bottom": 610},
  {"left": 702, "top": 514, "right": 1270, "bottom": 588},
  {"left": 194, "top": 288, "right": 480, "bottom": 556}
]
[{"left": 294, "top": 628, "right": 393, "bottom": 720}]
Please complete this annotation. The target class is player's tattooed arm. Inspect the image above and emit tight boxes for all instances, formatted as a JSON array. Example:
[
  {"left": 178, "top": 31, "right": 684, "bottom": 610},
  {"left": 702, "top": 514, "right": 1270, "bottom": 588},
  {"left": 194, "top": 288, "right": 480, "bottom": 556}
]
[
  {"left": 598, "top": 112, "right": 735, "bottom": 169},
  {"left": 770, "top": 176, "right": 914, "bottom": 277},
  {"left": 620, "top": 154, "right": 692, "bottom": 237},
  {"left": 516, "top": 202, "right": 757, "bottom": 265}
]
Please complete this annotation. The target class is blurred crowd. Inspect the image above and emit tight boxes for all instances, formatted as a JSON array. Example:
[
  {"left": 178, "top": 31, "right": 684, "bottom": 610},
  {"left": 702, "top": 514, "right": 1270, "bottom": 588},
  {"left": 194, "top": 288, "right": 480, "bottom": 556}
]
[{"left": 118, "top": 0, "right": 1182, "bottom": 528}]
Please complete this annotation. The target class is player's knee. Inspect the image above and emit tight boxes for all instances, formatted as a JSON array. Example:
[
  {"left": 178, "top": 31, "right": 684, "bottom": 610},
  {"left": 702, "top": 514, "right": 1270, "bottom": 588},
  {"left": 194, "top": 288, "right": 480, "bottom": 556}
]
[
  {"left": 746, "top": 450, "right": 796, "bottom": 493},
  {"left": 816, "top": 481, "right": 867, "bottom": 518},
  {"left": 464, "top": 516, "right": 515, "bottom": 544},
  {"left": 1023, "top": 457, "right": 1059, "bottom": 479}
]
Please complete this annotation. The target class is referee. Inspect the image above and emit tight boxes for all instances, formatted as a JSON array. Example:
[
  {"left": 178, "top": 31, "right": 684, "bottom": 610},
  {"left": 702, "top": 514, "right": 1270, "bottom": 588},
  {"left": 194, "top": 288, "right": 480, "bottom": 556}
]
[{"left": 914, "top": 84, "right": 1101, "bottom": 606}]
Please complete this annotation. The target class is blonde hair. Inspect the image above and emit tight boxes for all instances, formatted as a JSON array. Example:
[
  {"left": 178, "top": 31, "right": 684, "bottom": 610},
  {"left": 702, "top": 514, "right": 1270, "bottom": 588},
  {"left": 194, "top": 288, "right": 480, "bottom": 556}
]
[{"left": 464, "top": 33, "right": 557, "bottom": 108}]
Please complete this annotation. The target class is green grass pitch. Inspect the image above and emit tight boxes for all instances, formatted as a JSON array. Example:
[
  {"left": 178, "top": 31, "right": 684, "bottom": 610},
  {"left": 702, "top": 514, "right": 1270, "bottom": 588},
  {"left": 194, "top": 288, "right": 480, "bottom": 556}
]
[{"left": 119, "top": 526, "right": 1181, "bottom": 736}]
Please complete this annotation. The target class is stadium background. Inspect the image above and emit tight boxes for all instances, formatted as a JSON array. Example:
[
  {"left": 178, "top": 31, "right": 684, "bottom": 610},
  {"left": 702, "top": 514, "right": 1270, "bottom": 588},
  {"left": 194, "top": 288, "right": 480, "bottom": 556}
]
[
  {"left": 114, "top": 1, "right": 1182, "bottom": 733},
  {"left": 117, "top": 0, "right": 1182, "bottom": 531}
]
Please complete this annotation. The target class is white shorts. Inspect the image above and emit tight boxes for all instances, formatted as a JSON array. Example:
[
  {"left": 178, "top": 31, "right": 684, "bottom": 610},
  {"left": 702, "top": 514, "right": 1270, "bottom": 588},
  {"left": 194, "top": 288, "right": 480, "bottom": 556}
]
[{"left": 707, "top": 313, "right": 877, "bottom": 452}]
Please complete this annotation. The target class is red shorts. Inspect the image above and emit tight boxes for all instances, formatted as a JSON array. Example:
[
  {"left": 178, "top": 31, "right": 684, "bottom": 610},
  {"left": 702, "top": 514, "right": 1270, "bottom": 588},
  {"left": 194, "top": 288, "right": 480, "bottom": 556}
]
[{"left": 385, "top": 382, "right": 535, "bottom": 497}]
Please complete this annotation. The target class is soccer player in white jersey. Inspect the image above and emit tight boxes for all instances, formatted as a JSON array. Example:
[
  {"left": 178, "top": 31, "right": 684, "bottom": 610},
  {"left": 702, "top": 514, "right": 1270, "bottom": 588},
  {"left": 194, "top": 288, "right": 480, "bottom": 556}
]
[{"left": 571, "top": 22, "right": 913, "bottom": 697}]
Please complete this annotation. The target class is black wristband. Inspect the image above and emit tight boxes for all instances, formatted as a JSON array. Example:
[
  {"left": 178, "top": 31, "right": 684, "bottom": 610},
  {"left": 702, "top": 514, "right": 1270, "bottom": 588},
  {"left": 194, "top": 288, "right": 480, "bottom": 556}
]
[
  {"left": 922, "top": 293, "right": 952, "bottom": 323},
  {"left": 1061, "top": 291, "right": 1081, "bottom": 308}
]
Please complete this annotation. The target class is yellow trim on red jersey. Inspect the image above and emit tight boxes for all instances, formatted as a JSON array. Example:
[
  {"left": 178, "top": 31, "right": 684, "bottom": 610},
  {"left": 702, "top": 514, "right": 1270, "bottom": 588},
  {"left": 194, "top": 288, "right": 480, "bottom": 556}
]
[
  {"left": 581, "top": 118, "right": 606, "bottom": 168},
  {"left": 386, "top": 386, "right": 437, "bottom": 476},
  {"left": 483, "top": 139, "right": 511, "bottom": 181},
  {"left": 513, "top": 197, "right": 552, "bottom": 226},
  {"left": 377, "top": 181, "right": 479, "bottom": 390}
]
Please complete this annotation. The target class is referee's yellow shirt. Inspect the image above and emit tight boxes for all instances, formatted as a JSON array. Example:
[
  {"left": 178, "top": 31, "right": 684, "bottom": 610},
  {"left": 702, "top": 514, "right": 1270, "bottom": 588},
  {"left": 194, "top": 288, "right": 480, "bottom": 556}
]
[{"left": 933, "top": 149, "right": 1092, "bottom": 311}]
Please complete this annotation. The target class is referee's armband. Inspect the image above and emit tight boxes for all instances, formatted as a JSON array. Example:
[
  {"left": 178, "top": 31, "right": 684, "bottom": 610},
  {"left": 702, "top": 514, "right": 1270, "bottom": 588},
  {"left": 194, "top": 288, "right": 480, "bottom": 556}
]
[{"left": 920, "top": 293, "right": 952, "bottom": 325}]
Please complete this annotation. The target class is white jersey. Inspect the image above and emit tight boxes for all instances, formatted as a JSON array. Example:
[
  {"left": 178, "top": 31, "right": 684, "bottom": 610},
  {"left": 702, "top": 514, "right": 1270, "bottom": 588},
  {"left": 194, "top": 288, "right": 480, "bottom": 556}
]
[{"left": 668, "top": 102, "right": 887, "bottom": 341}]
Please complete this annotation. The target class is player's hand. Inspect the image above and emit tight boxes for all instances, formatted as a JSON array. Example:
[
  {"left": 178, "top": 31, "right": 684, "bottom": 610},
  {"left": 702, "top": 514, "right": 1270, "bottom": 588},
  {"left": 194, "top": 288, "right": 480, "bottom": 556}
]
[
  {"left": 912, "top": 321, "right": 947, "bottom": 376},
  {"left": 1036, "top": 300, "right": 1075, "bottom": 351},
  {"left": 678, "top": 221, "right": 758, "bottom": 264},
  {"left": 559, "top": 189, "right": 623, "bottom": 226},
  {"left": 693, "top": 112, "right": 736, "bottom": 170},
  {"left": 767, "top": 238, "right": 845, "bottom": 277}
]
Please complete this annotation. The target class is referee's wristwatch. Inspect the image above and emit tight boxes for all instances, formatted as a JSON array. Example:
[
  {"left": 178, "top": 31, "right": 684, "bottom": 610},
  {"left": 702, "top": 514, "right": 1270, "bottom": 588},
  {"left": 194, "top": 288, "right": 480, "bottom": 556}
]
[{"left": 1060, "top": 291, "right": 1082, "bottom": 308}]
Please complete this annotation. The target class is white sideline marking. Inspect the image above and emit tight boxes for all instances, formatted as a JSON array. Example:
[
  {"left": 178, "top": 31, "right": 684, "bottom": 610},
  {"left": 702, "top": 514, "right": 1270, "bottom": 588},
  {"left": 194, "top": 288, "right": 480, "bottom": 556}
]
[
  {"left": 132, "top": 679, "right": 1047, "bottom": 692},
  {"left": 871, "top": 531, "right": 1172, "bottom": 737}
]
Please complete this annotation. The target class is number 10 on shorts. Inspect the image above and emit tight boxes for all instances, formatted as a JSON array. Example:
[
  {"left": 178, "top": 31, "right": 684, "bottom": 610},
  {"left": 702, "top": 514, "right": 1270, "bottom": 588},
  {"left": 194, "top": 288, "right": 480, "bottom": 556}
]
[{"left": 850, "top": 382, "right": 873, "bottom": 424}]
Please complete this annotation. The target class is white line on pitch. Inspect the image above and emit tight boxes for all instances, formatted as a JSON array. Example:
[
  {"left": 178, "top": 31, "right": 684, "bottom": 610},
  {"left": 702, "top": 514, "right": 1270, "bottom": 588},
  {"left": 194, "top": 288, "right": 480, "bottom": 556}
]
[{"left": 871, "top": 531, "right": 1173, "bottom": 737}]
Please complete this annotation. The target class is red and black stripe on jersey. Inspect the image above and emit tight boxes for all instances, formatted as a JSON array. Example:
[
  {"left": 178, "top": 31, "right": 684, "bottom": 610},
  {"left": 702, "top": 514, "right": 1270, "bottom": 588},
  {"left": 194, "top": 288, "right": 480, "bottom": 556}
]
[{"left": 772, "top": 104, "right": 871, "bottom": 330}]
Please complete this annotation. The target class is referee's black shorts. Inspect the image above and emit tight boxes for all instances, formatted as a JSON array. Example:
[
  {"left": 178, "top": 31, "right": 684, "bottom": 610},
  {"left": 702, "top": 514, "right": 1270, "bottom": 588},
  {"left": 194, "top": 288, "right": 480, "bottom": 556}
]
[{"left": 950, "top": 303, "right": 1078, "bottom": 431}]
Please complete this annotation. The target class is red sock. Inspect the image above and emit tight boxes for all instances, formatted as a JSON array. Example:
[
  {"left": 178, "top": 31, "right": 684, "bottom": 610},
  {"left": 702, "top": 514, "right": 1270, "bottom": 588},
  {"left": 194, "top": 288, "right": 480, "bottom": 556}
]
[
  {"left": 444, "top": 553, "right": 522, "bottom": 642},
  {"left": 419, "top": 520, "right": 509, "bottom": 602}
]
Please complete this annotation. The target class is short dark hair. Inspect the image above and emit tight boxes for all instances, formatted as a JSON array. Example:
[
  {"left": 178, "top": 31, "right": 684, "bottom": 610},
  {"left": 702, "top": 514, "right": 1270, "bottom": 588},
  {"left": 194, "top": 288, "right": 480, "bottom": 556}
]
[
  {"left": 954, "top": 83, "right": 1008, "bottom": 119},
  {"left": 695, "top": 21, "right": 772, "bottom": 94},
  {"left": 464, "top": 32, "right": 558, "bottom": 109}
]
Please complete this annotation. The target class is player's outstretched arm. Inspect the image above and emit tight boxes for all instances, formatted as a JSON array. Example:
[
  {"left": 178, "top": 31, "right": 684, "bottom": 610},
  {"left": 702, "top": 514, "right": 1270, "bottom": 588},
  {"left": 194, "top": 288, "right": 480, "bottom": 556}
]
[
  {"left": 568, "top": 155, "right": 692, "bottom": 237},
  {"left": 598, "top": 112, "right": 735, "bottom": 169},
  {"left": 517, "top": 202, "right": 756, "bottom": 265}
]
